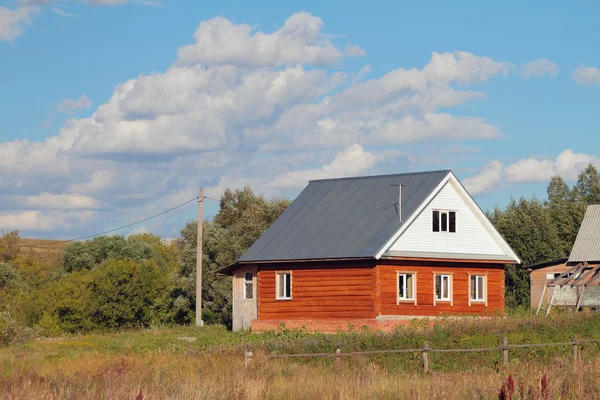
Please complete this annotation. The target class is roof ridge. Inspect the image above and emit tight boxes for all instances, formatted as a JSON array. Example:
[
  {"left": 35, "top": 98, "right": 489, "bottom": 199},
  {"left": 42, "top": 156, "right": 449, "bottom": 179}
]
[{"left": 308, "top": 169, "right": 451, "bottom": 183}]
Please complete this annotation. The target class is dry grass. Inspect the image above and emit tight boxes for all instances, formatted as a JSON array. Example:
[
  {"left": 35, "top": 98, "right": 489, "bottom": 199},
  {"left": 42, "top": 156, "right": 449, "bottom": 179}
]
[
  {"left": 18, "top": 238, "right": 69, "bottom": 254},
  {"left": 1, "top": 346, "right": 599, "bottom": 399},
  {"left": 3, "top": 314, "right": 600, "bottom": 399}
]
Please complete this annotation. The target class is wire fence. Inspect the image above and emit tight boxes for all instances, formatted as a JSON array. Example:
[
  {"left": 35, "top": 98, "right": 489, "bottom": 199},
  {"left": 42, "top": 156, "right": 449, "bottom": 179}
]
[{"left": 244, "top": 336, "right": 600, "bottom": 372}]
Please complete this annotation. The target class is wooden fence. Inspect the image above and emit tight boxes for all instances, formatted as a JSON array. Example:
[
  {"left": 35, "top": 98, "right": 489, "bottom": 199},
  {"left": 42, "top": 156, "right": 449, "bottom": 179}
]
[{"left": 244, "top": 336, "right": 600, "bottom": 372}]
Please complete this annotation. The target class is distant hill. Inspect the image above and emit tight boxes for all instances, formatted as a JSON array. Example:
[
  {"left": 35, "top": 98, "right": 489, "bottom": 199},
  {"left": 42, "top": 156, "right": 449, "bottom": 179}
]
[{"left": 18, "top": 238, "right": 70, "bottom": 253}]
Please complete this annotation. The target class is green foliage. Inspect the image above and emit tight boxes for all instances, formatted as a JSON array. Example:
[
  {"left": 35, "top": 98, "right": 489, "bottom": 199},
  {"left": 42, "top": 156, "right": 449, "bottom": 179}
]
[
  {"left": 546, "top": 176, "right": 586, "bottom": 257},
  {"left": 31, "top": 270, "right": 94, "bottom": 334},
  {"left": 490, "top": 164, "right": 600, "bottom": 308},
  {"left": 0, "top": 230, "right": 20, "bottom": 263},
  {"left": 63, "top": 234, "right": 176, "bottom": 273},
  {"left": 177, "top": 186, "right": 290, "bottom": 328},
  {"left": 0, "top": 263, "right": 22, "bottom": 290},
  {"left": 87, "top": 259, "right": 168, "bottom": 330},
  {"left": 0, "top": 310, "right": 36, "bottom": 346}
]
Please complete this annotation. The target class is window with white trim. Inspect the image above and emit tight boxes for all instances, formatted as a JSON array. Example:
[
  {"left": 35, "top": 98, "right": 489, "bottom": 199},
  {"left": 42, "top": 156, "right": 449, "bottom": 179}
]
[
  {"left": 397, "top": 273, "right": 415, "bottom": 301},
  {"left": 244, "top": 272, "right": 253, "bottom": 299},
  {"left": 276, "top": 272, "right": 291, "bottom": 300},
  {"left": 432, "top": 210, "right": 456, "bottom": 233},
  {"left": 546, "top": 272, "right": 562, "bottom": 281},
  {"left": 470, "top": 275, "right": 485, "bottom": 302},
  {"left": 435, "top": 274, "right": 451, "bottom": 301}
]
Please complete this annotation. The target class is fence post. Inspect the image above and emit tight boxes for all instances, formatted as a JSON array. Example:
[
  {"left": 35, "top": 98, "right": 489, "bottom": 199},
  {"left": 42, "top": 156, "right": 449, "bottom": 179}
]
[
  {"left": 244, "top": 351, "right": 253, "bottom": 369},
  {"left": 423, "top": 341, "right": 429, "bottom": 373},
  {"left": 573, "top": 335, "right": 579, "bottom": 364},
  {"left": 335, "top": 347, "right": 341, "bottom": 369},
  {"left": 502, "top": 336, "right": 508, "bottom": 366}
]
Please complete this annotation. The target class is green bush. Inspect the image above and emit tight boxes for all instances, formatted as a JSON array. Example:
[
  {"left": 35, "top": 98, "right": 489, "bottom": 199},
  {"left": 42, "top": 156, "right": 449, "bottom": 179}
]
[
  {"left": 0, "top": 310, "right": 36, "bottom": 346},
  {"left": 88, "top": 259, "right": 168, "bottom": 330}
]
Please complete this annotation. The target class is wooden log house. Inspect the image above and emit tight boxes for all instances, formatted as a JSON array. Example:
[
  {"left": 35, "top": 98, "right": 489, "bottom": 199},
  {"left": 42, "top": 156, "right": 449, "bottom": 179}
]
[{"left": 219, "top": 170, "right": 521, "bottom": 332}]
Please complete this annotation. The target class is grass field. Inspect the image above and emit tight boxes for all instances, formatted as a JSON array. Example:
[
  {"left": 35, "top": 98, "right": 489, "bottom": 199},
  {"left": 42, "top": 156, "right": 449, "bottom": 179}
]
[
  {"left": 2, "top": 313, "right": 600, "bottom": 399},
  {"left": 18, "top": 238, "right": 70, "bottom": 254}
]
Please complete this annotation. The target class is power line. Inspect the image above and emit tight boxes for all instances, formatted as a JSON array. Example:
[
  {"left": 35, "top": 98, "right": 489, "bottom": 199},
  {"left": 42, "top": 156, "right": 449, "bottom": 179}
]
[
  {"left": 202, "top": 195, "right": 220, "bottom": 202},
  {"left": 22, "top": 195, "right": 219, "bottom": 249}
]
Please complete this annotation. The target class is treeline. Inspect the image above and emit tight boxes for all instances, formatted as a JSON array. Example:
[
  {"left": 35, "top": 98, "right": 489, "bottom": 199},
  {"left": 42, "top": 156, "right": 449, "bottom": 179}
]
[
  {"left": 0, "top": 188, "right": 288, "bottom": 341},
  {"left": 490, "top": 164, "right": 600, "bottom": 308},
  {"left": 1, "top": 166, "right": 599, "bottom": 340}
]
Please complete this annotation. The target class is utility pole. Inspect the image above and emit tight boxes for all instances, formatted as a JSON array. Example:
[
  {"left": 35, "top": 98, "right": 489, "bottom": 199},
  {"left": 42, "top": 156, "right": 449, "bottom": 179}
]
[{"left": 195, "top": 188, "right": 204, "bottom": 327}]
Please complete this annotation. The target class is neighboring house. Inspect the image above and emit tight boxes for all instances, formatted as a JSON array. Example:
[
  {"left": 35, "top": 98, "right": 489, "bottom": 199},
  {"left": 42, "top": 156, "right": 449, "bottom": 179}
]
[
  {"left": 529, "top": 205, "right": 600, "bottom": 312},
  {"left": 220, "top": 170, "right": 521, "bottom": 332},
  {"left": 527, "top": 258, "right": 570, "bottom": 309}
]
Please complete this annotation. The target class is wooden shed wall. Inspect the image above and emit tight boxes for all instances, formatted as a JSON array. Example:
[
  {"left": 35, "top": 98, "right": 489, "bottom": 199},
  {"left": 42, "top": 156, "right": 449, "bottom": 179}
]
[
  {"left": 376, "top": 260, "right": 505, "bottom": 316},
  {"left": 529, "top": 262, "right": 569, "bottom": 309},
  {"left": 256, "top": 262, "right": 377, "bottom": 319}
]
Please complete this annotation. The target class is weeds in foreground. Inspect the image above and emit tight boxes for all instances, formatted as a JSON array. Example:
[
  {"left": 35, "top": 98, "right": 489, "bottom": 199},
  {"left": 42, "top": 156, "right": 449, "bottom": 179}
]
[{"left": 0, "top": 352, "right": 598, "bottom": 399}]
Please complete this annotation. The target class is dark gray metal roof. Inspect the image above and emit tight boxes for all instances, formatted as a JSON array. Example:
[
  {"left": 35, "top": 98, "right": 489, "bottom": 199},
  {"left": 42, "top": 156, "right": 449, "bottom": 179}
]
[
  {"left": 569, "top": 205, "right": 600, "bottom": 263},
  {"left": 238, "top": 170, "right": 450, "bottom": 262}
]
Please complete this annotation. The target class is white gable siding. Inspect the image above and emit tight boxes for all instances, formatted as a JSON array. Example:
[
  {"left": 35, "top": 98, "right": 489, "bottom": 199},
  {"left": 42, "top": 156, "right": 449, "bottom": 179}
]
[{"left": 389, "top": 180, "right": 506, "bottom": 257}]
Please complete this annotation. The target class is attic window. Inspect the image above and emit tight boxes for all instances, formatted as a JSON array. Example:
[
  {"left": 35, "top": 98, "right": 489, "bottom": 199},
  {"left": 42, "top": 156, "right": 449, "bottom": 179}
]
[{"left": 433, "top": 210, "right": 456, "bottom": 233}]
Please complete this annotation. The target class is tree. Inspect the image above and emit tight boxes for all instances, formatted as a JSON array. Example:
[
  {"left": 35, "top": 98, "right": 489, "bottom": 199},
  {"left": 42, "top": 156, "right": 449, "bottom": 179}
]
[
  {"left": 87, "top": 259, "right": 168, "bottom": 329},
  {"left": 177, "top": 187, "right": 290, "bottom": 327},
  {"left": 0, "top": 263, "right": 21, "bottom": 291},
  {"left": 489, "top": 197, "right": 563, "bottom": 308},
  {"left": 0, "top": 230, "right": 21, "bottom": 263},
  {"left": 575, "top": 164, "right": 600, "bottom": 204},
  {"left": 63, "top": 234, "right": 177, "bottom": 273},
  {"left": 546, "top": 176, "right": 586, "bottom": 257}
]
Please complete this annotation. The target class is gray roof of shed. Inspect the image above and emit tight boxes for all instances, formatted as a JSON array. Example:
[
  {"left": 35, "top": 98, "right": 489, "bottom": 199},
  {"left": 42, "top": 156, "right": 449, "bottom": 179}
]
[
  {"left": 569, "top": 205, "right": 600, "bottom": 263},
  {"left": 238, "top": 170, "right": 450, "bottom": 262}
]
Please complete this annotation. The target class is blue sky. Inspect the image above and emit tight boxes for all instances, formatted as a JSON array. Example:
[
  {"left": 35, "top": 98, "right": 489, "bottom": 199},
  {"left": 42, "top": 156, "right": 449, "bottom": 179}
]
[{"left": 1, "top": 0, "right": 599, "bottom": 239}]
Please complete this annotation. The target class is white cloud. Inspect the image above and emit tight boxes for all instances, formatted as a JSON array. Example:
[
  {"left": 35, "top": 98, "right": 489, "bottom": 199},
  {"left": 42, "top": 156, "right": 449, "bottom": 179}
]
[
  {"left": 0, "top": 210, "right": 96, "bottom": 231},
  {"left": 345, "top": 43, "right": 366, "bottom": 57},
  {"left": 57, "top": 94, "right": 92, "bottom": 113},
  {"left": 271, "top": 144, "right": 384, "bottom": 188},
  {"left": 463, "top": 150, "right": 600, "bottom": 195},
  {"left": 520, "top": 58, "right": 558, "bottom": 78},
  {"left": 24, "top": 193, "right": 100, "bottom": 209},
  {"left": 504, "top": 158, "right": 554, "bottom": 183},
  {"left": 463, "top": 161, "right": 505, "bottom": 196},
  {"left": 177, "top": 13, "right": 345, "bottom": 67},
  {"left": 0, "top": 6, "right": 38, "bottom": 41},
  {"left": 1, "top": 13, "right": 513, "bottom": 234},
  {"left": 571, "top": 65, "right": 600, "bottom": 86},
  {"left": 51, "top": 8, "right": 78, "bottom": 17}
]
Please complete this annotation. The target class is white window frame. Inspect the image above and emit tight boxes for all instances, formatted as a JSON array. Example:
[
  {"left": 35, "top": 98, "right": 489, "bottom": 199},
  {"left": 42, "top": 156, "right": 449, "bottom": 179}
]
[
  {"left": 432, "top": 209, "right": 457, "bottom": 233},
  {"left": 276, "top": 271, "right": 292, "bottom": 300},
  {"left": 243, "top": 272, "right": 254, "bottom": 300},
  {"left": 396, "top": 272, "right": 417, "bottom": 305},
  {"left": 546, "top": 272, "right": 562, "bottom": 281},
  {"left": 468, "top": 274, "right": 487, "bottom": 306},
  {"left": 433, "top": 273, "right": 452, "bottom": 305}
]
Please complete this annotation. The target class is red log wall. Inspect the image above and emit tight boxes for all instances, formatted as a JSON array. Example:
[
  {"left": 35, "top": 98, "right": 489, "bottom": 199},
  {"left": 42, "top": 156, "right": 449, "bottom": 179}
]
[
  {"left": 257, "top": 262, "right": 376, "bottom": 320},
  {"left": 376, "top": 260, "right": 505, "bottom": 316},
  {"left": 254, "top": 259, "right": 505, "bottom": 324}
]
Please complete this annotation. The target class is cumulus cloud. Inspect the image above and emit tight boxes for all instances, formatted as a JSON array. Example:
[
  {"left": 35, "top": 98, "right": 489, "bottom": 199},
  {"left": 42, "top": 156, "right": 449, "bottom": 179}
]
[
  {"left": 463, "top": 150, "right": 600, "bottom": 195},
  {"left": 0, "top": 6, "right": 38, "bottom": 41},
  {"left": 24, "top": 193, "right": 100, "bottom": 209},
  {"left": 2, "top": 12, "right": 513, "bottom": 235},
  {"left": 57, "top": 94, "right": 92, "bottom": 113},
  {"left": 176, "top": 13, "right": 346, "bottom": 67},
  {"left": 0, "top": 210, "right": 96, "bottom": 231},
  {"left": 271, "top": 144, "right": 384, "bottom": 188},
  {"left": 520, "top": 58, "right": 558, "bottom": 78},
  {"left": 571, "top": 65, "right": 600, "bottom": 86}
]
